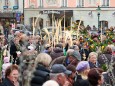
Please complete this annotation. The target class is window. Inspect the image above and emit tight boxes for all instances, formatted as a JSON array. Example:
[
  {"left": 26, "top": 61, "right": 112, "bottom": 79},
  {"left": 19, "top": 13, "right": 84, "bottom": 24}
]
[
  {"left": 89, "top": 0, "right": 96, "bottom": 6},
  {"left": 100, "top": 21, "right": 108, "bottom": 29},
  {"left": 77, "top": 0, "right": 84, "bottom": 7},
  {"left": 102, "top": 0, "right": 109, "bottom": 6},
  {"left": 14, "top": 0, "right": 19, "bottom": 6},
  {"left": 5, "top": 0, "right": 8, "bottom": 6},
  {"left": 62, "top": 0, "right": 67, "bottom": 7},
  {"left": 39, "top": 0, "right": 43, "bottom": 7},
  {"left": 46, "top": 21, "right": 50, "bottom": 26}
]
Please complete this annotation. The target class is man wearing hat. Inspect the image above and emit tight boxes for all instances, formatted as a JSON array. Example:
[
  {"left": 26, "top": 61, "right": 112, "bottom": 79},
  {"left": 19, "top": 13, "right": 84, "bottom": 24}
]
[
  {"left": 51, "top": 64, "right": 72, "bottom": 75},
  {"left": 50, "top": 64, "right": 72, "bottom": 86},
  {"left": 50, "top": 50, "right": 81, "bottom": 68},
  {"left": 65, "top": 50, "right": 81, "bottom": 67},
  {"left": 42, "top": 44, "right": 52, "bottom": 55}
]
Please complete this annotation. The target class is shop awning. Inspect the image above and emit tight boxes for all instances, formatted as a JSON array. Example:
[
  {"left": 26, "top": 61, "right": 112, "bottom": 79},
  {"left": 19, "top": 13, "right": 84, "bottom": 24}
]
[
  {"left": 49, "top": 10, "right": 73, "bottom": 19},
  {"left": 40, "top": 10, "right": 73, "bottom": 19},
  {"left": 0, "top": 13, "right": 15, "bottom": 18}
]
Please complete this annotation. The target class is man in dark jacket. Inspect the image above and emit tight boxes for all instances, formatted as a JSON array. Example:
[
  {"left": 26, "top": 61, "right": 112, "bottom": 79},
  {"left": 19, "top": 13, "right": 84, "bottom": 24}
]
[
  {"left": 50, "top": 50, "right": 81, "bottom": 67},
  {"left": 31, "top": 64, "right": 50, "bottom": 86},
  {"left": 10, "top": 38, "right": 20, "bottom": 64}
]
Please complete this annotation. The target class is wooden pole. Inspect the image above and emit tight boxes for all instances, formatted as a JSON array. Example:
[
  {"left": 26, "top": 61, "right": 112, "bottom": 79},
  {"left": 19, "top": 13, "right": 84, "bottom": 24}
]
[
  {"left": 33, "top": 17, "right": 35, "bottom": 37},
  {"left": 101, "top": 22, "right": 103, "bottom": 43},
  {"left": 71, "top": 17, "right": 72, "bottom": 30}
]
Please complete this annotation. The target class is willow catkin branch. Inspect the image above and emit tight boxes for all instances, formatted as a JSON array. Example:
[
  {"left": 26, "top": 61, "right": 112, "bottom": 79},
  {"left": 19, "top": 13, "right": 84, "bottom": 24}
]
[
  {"left": 77, "top": 18, "right": 82, "bottom": 39},
  {"left": 43, "top": 28, "right": 50, "bottom": 44},
  {"left": 34, "top": 14, "right": 41, "bottom": 27}
]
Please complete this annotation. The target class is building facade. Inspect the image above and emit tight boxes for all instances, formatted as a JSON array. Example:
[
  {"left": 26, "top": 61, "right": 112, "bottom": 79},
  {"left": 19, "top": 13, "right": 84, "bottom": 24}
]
[
  {"left": 24, "top": 0, "right": 115, "bottom": 29},
  {"left": 0, "top": 0, "right": 24, "bottom": 25}
]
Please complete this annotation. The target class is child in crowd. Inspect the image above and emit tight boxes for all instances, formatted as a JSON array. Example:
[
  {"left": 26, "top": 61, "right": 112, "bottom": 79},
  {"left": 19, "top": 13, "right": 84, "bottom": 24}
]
[{"left": 2, "top": 57, "right": 12, "bottom": 78}]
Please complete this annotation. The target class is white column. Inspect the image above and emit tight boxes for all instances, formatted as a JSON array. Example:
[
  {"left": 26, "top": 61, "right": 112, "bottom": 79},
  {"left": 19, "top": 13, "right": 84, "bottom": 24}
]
[{"left": 40, "top": 0, "right": 43, "bottom": 7}]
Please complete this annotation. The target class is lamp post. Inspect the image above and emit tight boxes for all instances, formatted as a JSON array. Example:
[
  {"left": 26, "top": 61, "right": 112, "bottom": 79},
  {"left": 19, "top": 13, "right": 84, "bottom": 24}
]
[
  {"left": 96, "top": 5, "right": 101, "bottom": 31},
  {"left": 13, "top": 12, "right": 15, "bottom": 24},
  {"left": 23, "top": 0, "right": 24, "bottom": 24}
]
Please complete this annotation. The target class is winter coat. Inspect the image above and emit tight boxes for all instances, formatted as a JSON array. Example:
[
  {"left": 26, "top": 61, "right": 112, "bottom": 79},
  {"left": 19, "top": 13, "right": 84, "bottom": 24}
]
[
  {"left": 50, "top": 47, "right": 64, "bottom": 60},
  {"left": 98, "top": 54, "right": 115, "bottom": 67},
  {"left": 98, "top": 53, "right": 115, "bottom": 84},
  {"left": 50, "top": 56, "right": 66, "bottom": 68},
  {"left": 1, "top": 78, "right": 15, "bottom": 86},
  {"left": 30, "top": 64, "right": 50, "bottom": 86},
  {"left": 73, "top": 75, "right": 89, "bottom": 86}
]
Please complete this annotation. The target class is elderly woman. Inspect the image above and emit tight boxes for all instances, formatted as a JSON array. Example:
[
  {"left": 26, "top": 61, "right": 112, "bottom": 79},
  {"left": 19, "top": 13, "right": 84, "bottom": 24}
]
[
  {"left": 1, "top": 65, "right": 19, "bottom": 86},
  {"left": 30, "top": 53, "right": 52, "bottom": 86},
  {"left": 98, "top": 46, "right": 115, "bottom": 85},
  {"left": 73, "top": 61, "right": 90, "bottom": 86},
  {"left": 88, "top": 52, "right": 98, "bottom": 69},
  {"left": 88, "top": 68, "right": 104, "bottom": 86},
  {"left": 98, "top": 46, "right": 113, "bottom": 70}
]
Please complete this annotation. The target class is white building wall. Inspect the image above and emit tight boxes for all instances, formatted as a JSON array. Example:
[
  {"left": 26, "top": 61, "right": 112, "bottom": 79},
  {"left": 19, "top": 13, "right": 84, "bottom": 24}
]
[
  {"left": 0, "top": 0, "right": 23, "bottom": 13},
  {"left": 73, "top": 9, "right": 115, "bottom": 28},
  {"left": 24, "top": 10, "right": 49, "bottom": 26},
  {"left": 24, "top": 8, "right": 115, "bottom": 28},
  {"left": 18, "top": 0, "right": 24, "bottom": 13}
]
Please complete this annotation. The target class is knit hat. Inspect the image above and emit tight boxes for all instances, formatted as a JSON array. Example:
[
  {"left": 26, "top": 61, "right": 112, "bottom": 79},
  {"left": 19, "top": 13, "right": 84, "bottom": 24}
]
[{"left": 76, "top": 61, "right": 90, "bottom": 72}]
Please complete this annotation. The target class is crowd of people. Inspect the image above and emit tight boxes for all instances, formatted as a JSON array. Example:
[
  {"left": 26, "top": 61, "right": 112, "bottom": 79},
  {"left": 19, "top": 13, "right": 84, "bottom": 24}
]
[{"left": 0, "top": 22, "right": 115, "bottom": 86}]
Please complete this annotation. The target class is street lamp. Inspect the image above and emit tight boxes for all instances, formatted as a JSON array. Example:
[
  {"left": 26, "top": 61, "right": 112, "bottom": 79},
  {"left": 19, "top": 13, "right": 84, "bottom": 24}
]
[{"left": 96, "top": 5, "right": 101, "bottom": 31}]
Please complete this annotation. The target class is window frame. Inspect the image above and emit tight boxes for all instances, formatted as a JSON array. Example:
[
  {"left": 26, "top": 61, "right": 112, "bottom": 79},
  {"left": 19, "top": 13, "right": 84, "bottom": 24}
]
[
  {"left": 5, "top": 0, "right": 8, "bottom": 6},
  {"left": 77, "top": 0, "right": 84, "bottom": 7},
  {"left": 101, "top": 0, "right": 109, "bottom": 7}
]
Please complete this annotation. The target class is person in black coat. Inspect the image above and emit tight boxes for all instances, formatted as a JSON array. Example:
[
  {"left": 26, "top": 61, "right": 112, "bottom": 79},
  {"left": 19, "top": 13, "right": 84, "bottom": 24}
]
[
  {"left": 74, "top": 75, "right": 89, "bottom": 86},
  {"left": 30, "top": 53, "right": 52, "bottom": 86},
  {"left": 73, "top": 61, "right": 90, "bottom": 86},
  {"left": 1, "top": 78, "right": 15, "bottom": 86},
  {"left": 31, "top": 64, "right": 50, "bottom": 86},
  {"left": 10, "top": 38, "right": 20, "bottom": 64}
]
